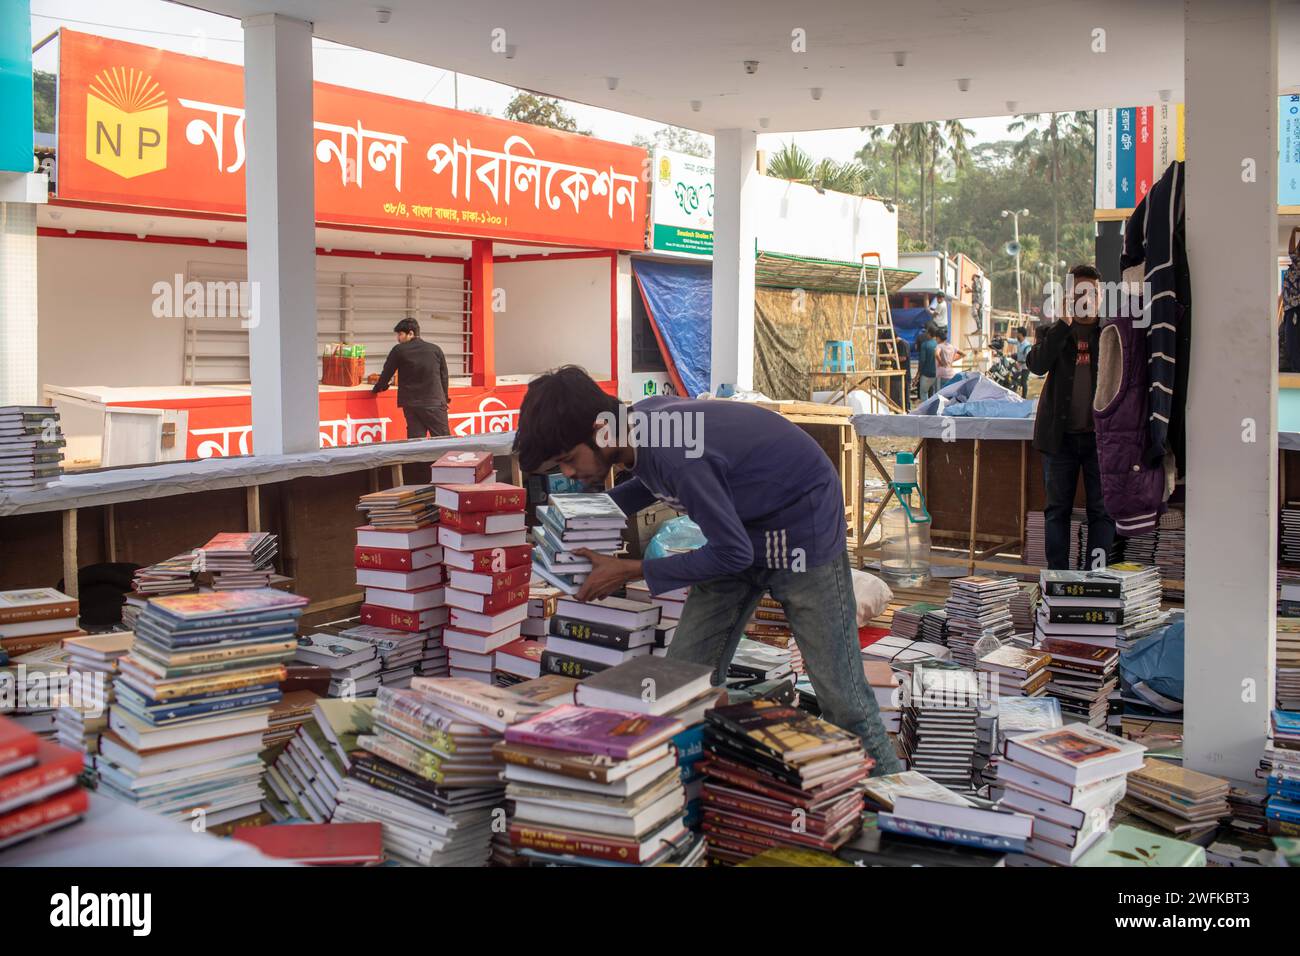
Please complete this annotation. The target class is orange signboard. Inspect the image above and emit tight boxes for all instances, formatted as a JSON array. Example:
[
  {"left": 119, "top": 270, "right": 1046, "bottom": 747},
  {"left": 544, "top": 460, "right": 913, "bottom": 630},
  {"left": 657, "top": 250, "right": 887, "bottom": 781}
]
[{"left": 57, "top": 30, "right": 648, "bottom": 250}]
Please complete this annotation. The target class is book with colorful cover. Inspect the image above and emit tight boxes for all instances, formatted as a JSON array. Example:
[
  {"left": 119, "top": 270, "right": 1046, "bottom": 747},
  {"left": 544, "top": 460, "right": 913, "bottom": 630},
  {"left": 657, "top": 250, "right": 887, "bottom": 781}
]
[
  {"left": 504, "top": 704, "right": 684, "bottom": 760},
  {"left": 142, "top": 589, "right": 307, "bottom": 628},
  {"left": 547, "top": 493, "right": 627, "bottom": 530},
  {"left": 706, "top": 700, "right": 862, "bottom": 767},
  {"left": 1074, "top": 824, "right": 1206, "bottom": 867},
  {"left": 1004, "top": 723, "right": 1146, "bottom": 784}
]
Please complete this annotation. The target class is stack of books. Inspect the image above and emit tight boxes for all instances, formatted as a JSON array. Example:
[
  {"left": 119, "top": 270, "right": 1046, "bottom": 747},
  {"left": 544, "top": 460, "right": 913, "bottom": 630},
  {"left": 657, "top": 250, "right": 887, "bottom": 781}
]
[
  {"left": 1074, "top": 822, "right": 1205, "bottom": 866},
  {"left": 355, "top": 490, "right": 448, "bottom": 651},
  {"left": 728, "top": 638, "right": 796, "bottom": 686},
  {"left": 358, "top": 483, "right": 439, "bottom": 529},
  {"left": 1, "top": 643, "right": 70, "bottom": 740},
  {"left": 1011, "top": 582, "right": 1039, "bottom": 636},
  {"left": 0, "top": 716, "right": 88, "bottom": 850},
  {"left": 1119, "top": 758, "right": 1230, "bottom": 840},
  {"left": 531, "top": 492, "right": 626, "bottom": 594},
  {"left": 945, "top": 576, "right": 1017, "bottom": 666},
  {"left": 543, "top": 594, "right": 661, "bottom": 679},
  {"left": 1039, "top": 638, "right": 1120, "bottom": 728},
  {"left": 55, "top": 632, "right": 132, "bottom": 765},
  {"left": 194, "top": 532, "right": 278, "bottom": 589},
  {"left": 131, "top": 553, "right": 199, "bottom": 597},
  {"left": 498, "top": 704, "right": 688, "bottom": 866},
  {"left": 978, "top": 696, "right": 1062, "bottom": 792},
  {"left": 1265, "top": 709, "right": 1300, "bottom": 836},
  {"left": 875, "top": 777, "right": 1034, "bottom": 854},
  {"left": 436, "top": 481, "right": 529, "bottom": 684},
  {"left": 697, "top": 700, "right": 870, "bottom": 863},
  {"left": 920, "top": 606, "right": 949, "bottom": 646},
  {"left": 891, "top": 602, "right": 942, "bottom": 641},
  {"left": 976, "top": 645, "right": 1051, "bottom": 698},
  {"left": 1278, "top": 586, "right": 1300, "bottom": 710},
  {"left": 96, "top": 589, "right": 305, "bottom": 826},
  {"left": 1283, "top": 502, "right": 1300, "bottom": 566},
  {"left": 1024, "top": 508, "right": 1085, "bottom": 569},
  {"left": 901, "top": 666, "right": 982, "bottom": 791},
  {"left": 332, "top": 677, "right": 548, "bottom": 865},
  {"left": 522, "top": 581, "right": 559, "bottom": 639},
  {"left": 493, "top": 638, "right": 544, "bottom": 685},
  {"left": 997, "top": 723, "right": 1146, "bottom": 865},
  {"left": 294, "top": 631, "right": 382, "bottom": 698},
  {"left": 626, "top": 579, "right": 692, "bottom": 650},
  {"left": 263, "top": 696, "right": 373, "bottom": 823},
  {"left": 864, "top": 660, "right": 902, "bottom": 736},
  {"left": 335, "top": 623, "right": 426, "bottom": 690},
  {"left": 262, "top": 688, "right": 318, "bottom": 749},
  {"left": 0, "top": 405, "right": 64, "bottom": 489},
  {"left": 740, "top": 593, "right": 790, "bottom": 647},
  {"left": 0, "top": 588, "right": 81, "bottom": 662},
  {"left": 1036, "top": 565, "right": 1162, "bottom": 650}
]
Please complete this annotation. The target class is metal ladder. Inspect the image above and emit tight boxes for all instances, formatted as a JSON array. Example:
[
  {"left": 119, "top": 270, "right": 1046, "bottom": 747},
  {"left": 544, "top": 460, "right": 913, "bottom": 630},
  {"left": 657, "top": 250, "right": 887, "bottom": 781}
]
[{"left": 828, "top": 252, "right": 904, "bottom": 407}]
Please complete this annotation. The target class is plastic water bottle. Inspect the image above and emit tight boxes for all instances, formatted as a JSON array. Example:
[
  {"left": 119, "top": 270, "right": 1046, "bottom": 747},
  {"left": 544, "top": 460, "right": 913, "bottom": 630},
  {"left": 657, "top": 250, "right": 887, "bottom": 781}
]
[{"left": 879, "top": 452, "right": 932, "bottom": 587}]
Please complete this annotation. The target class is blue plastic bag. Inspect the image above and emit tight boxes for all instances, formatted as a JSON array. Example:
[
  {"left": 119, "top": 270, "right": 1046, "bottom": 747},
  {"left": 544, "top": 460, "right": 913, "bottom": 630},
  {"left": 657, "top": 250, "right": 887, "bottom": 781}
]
[
  {"left": 645, "top": 516, "right": 707, "bottom": 560},
  {"left": 1119, "top": 617, "right": 1185, "bottom": 703}
]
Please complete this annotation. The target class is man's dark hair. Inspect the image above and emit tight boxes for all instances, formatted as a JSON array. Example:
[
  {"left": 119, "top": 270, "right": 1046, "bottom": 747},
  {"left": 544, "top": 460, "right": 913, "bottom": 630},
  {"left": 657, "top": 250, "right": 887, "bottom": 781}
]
[
  {"left": 1070, "top": 264, "right": 1102, "bottom": 283},
  {"left": 394, "top": 317, "right": 420, "bottom": 336},
  {"left": 934, "top": 329, "right": 948, "bottom": 343},
  {"left": 513, "top": 365, "right": 622, "bottom": 473}
]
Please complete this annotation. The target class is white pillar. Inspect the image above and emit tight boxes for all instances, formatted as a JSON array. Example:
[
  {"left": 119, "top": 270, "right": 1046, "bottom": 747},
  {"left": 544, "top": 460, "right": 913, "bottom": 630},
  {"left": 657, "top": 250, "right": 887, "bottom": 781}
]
[
  {"left": 711, "top": 128, "right": 757, "bottom": 394},
  {"left": 1183, "top": 0, "right": 1277, "bottom": 781},
  {"left": 0, "top": 201, "right": 38, "bottom": 405},
  {"left": 242, "top": 13, "right": 318, "bottom": 455}
]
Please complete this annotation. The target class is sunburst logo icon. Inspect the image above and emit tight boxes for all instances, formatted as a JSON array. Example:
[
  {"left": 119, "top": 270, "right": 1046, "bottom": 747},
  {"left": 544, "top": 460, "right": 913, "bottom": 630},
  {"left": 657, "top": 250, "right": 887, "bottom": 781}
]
[{"left": 85, "top": 66, "right": 169, "bottom": 178}]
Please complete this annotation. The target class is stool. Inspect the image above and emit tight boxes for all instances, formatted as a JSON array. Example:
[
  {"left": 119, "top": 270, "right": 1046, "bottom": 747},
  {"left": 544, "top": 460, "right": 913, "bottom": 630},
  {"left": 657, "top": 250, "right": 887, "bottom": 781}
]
[{"left": 822, "top": 339, "right": 856, "bottom": 372}]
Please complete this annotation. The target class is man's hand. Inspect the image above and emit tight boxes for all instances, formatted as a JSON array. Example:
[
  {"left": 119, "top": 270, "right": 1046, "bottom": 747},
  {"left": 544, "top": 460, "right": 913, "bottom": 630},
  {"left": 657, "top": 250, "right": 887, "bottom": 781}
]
[{"left": 574, "top": 550, "right": 642, "bottom": 603}]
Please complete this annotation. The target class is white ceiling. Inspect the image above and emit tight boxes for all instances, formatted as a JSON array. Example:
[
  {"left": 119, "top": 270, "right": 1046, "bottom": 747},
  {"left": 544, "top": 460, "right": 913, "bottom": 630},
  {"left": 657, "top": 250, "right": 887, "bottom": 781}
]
[{"left": 171, "top": 0, "right": 1300, "bottom": 133}]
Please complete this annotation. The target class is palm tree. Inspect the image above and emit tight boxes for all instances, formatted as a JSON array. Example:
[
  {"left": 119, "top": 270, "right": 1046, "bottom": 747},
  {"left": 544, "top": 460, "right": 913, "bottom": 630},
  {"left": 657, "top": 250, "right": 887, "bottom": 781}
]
[
  {"left": 863, "top": 124, "right": 909, "bottom": 205},
  {"left": 933, "top": 119, "right": 974, "bottom": 248},
  {"left": 767, "top": 142, "right": 868, "bottom": 195},
  {"left": 1008, "top": 111, "right": 1092, "bottom": 274},
  {"left": 766, "top": 141, "right": 816, "bottom": 182}
]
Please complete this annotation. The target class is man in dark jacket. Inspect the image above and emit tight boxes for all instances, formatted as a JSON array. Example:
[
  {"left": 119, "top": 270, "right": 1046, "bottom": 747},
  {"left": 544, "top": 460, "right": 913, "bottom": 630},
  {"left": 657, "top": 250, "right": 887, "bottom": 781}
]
[
  {"left": 372, "top": 318, "right": 450, "bottom": 438},
  {"left": 1027, "top": 265, "right": 1115, "bottom": 570}
]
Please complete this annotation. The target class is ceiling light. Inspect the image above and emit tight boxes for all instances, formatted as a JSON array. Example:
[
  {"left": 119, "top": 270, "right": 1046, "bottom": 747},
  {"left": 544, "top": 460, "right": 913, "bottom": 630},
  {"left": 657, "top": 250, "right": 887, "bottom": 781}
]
[
  {"left": 690, "top": 99, "right": 702, "bottom": 112},
  {"left": 893, "top": 51, "right": 907, "bottom": 68},
  {"left": 606, "top": 76, "right": 619, "bottom": 91},
  {"left": 957, "top": 78, "right": 971, "bottom": 92},
  {"left": 375, "top": 8, "right": 391, "bottom": 23},
  {"left": 759, "top": 117, "right": 770, "bottom": 129},
  {"left": 1006, "top": 100, "right": 1018, "bottom": 113},
  {"left": 810, "top": 87, "right": 823, "bottom": 101}
]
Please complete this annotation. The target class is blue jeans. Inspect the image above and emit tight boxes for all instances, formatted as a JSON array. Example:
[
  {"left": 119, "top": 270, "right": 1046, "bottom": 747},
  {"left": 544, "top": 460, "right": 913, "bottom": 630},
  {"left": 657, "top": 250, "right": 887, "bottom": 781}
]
[{"left": 668, "top": 552, "right": 902, "bottom": 776}]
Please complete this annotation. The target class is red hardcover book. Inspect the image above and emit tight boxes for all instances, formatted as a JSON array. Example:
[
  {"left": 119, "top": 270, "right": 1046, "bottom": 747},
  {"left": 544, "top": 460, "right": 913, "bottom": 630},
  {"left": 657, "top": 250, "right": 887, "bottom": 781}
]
[
  {"left": 232, "top": 821, "right": 384, "bottom": 864},
  {"left": 0, "top": 717, "right": 39, "bottom": 772},
  {"left": 438, "top": 507, "right": 526, "bottom": 535},
  {"left": 445, "top": 583, "right": 530, "bottom": 615},
  {"left": 447, "top": 563, "right": 533, "bottom": 596},
  {"left": 0, "top": 741, "right": 82, "bottom": 812},
  {"left": 360, "top": 604, "right": 448, "bottom": 633},
  {"left": 0, "top": 786, "right": 89, "bottom": 845},
  {"left": 508, "top": 820, "right": 681, "bottom": 865},
  {"left": 353, "top": 545, "right": 441, "bottom": 572},
  {"left": 442, "top": 543, "right": 533, "bottom": 573},
  {"left": 433, "top": 482, "right": 525, "bottom": 514},
  {"left": 430, "top": 451, "right": 494, "bottom": 485}
]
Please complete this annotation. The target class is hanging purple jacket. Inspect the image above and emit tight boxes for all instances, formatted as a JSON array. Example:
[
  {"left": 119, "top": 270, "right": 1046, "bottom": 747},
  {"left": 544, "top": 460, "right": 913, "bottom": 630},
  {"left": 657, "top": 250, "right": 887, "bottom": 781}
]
[{"left": 1093, "top": 315, "right": 1169, "bottom": 535}]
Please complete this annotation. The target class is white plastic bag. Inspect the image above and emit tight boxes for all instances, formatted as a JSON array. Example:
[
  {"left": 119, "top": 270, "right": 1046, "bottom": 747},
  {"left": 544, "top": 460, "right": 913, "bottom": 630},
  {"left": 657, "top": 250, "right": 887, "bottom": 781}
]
[{"left": 851, "top": 568, "right": 893, "bottom": 625}]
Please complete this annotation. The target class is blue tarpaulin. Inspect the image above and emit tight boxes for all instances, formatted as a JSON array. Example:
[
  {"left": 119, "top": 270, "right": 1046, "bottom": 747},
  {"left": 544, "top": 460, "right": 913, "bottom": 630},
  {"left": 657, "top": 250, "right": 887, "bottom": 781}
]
[
  {"left": 891, "top": 307, "right": 934, "bottom": 353},
  {"left": 632, "top": 259, "right": 712, "bottom": 398}
]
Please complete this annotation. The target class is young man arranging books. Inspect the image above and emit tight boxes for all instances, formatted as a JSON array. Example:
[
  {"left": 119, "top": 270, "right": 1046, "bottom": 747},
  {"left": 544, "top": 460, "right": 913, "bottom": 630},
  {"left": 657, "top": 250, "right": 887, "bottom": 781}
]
[{"left": 513, "top": 366, "right": 901, "bottom": 775}]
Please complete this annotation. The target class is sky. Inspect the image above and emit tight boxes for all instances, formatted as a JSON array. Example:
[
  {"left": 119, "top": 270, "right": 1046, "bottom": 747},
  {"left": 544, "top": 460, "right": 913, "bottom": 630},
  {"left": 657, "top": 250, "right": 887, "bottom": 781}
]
[{"left": 30, "top": 0, "right": 1025, "bottom": 161}]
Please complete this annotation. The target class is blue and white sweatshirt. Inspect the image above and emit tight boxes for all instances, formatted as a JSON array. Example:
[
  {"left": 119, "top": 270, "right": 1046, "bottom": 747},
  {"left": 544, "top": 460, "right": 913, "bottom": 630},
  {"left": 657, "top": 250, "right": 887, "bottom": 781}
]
[{"left": 606, "top": 397, "right": 846, "bottom": 595}]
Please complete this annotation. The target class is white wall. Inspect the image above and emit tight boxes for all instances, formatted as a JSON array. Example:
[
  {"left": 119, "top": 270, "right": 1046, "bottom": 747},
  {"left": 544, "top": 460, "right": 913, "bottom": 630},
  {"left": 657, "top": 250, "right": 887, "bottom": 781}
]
[
  {"left": 494, "top": 255, "right": 612, "bottom": 380},
  {"left": 753, "top": 177, "right": 898, "bottom": 267},
  {"left": 37, "top": 235, "right": 466, "bottom": 389}
]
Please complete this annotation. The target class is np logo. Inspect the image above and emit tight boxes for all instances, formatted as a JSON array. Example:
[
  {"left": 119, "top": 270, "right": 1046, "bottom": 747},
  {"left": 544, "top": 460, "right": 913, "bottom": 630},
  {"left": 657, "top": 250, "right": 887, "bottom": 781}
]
[
  {"left": 642, "top": 380, "right": 657, "bottom": 396},
  {"left": 86, "top": 66, "right": 168, "bottom": 179}
]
